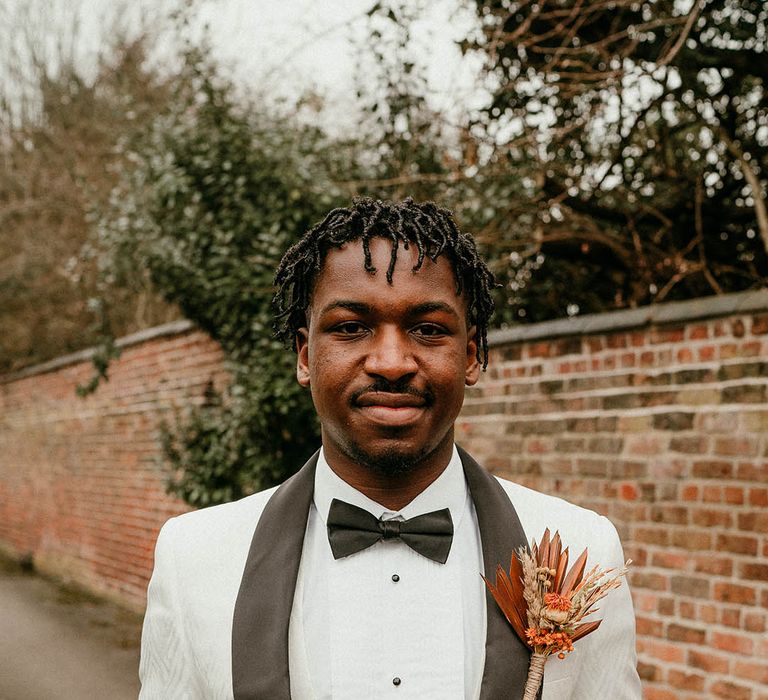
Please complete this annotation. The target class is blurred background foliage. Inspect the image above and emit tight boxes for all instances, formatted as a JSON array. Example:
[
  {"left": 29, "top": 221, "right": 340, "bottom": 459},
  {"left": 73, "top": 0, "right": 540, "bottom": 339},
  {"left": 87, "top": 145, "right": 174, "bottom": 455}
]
[{"left": 1, "top": 0, "right": 765, "bottom": 504}]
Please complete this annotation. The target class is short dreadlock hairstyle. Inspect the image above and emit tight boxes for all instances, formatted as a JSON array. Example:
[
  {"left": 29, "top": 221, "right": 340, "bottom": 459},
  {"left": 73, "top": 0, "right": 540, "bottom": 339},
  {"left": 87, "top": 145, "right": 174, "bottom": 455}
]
[{"left": 272, "top": 197, "right": 496, "bottom": 368}]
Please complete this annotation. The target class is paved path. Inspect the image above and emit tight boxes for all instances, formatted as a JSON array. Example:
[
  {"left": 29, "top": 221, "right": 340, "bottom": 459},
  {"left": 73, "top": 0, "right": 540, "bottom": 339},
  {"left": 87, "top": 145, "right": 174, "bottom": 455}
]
[{"left": 0, "top": 557, "right": 141, "bottom": 700}]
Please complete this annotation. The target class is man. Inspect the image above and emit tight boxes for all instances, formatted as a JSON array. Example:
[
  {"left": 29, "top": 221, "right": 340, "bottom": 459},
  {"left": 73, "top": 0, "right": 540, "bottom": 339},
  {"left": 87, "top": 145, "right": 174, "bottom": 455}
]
[{"left": 139, "top": 198, "right": 641, "bottom": 699}]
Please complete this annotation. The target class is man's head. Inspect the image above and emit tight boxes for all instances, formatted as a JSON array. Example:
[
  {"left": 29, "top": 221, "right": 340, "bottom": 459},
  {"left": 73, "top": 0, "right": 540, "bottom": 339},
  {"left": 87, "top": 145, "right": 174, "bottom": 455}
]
[
  {"left": 272, "top": 198, "right": 496, "bottom": 480},
  {"left": 273, "top": 197, "right": 495, "bottom": 365}
]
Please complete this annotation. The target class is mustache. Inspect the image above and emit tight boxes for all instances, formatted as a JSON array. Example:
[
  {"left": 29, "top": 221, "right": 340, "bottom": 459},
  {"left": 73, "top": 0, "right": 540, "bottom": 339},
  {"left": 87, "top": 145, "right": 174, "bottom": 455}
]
[{"left": 350, "top": 379, "right": 434, "bottom": 406}]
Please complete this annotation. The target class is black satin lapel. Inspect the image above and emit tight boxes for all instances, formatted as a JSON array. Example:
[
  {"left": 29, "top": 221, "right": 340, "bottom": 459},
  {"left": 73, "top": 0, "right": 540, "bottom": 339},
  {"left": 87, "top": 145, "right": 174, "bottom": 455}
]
[
  {"left": 232, "top": 452, "right": 318, "bottom": 700},
  {"left": 458, "top": 446, "right": 539, "bottom": 700}
]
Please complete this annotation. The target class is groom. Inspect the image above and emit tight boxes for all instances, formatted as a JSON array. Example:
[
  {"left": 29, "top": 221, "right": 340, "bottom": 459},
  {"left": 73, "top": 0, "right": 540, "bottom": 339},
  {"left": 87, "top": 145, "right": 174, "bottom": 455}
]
[{"left": 139, "top": 198, "right": 641, "bottom": 699}]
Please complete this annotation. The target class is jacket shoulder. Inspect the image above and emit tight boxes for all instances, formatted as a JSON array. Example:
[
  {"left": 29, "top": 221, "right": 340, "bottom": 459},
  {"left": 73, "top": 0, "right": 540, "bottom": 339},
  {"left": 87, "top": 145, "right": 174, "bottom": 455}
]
[
  {"left": 157, "top": 485, "right": 280, "bottom": 569},
  {"left": 492, "top": 476, "right": 624, "bottom": 567}
]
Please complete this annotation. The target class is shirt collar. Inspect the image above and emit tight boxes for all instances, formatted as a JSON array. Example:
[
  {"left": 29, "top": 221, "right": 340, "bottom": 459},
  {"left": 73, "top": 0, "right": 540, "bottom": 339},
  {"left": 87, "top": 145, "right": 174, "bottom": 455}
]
[{"left": 314, "top": 445, "right": 468, "bottom": 529}]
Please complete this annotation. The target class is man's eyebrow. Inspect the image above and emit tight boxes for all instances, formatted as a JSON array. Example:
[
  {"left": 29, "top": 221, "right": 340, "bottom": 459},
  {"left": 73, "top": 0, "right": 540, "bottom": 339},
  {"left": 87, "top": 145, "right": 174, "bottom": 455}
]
[
  {"left": 409, "top": 301, "right": 461, "bottom": 319},
  {"left": 318, "top": 300, "right": 373, "bottom": 316},
  {"left": 317, "top": 300, "right": 460, "bottom": 319}
]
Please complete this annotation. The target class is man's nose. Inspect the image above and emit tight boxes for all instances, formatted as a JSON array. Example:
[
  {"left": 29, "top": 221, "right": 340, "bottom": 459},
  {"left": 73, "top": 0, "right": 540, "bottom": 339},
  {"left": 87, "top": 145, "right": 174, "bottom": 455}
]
[{"left": 364, "top": 328, "right": 418, "bottom": 381}]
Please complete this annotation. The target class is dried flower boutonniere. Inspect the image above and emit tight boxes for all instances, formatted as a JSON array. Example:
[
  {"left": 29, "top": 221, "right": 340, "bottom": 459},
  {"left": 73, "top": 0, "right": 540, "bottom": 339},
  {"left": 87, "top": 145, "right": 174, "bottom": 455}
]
[{"left": 483, "top": 529, "right": 630, "bottom": 700}]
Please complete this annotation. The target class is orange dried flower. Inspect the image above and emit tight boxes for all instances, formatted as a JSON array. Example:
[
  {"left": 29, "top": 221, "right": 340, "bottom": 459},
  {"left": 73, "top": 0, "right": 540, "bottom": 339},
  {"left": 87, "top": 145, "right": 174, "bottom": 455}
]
[
  {"left": 525, "top": 628, "right": 575, "bottom": 654},
  {"left": 544, "top": 592, "right": 572, "bottom": 612}
]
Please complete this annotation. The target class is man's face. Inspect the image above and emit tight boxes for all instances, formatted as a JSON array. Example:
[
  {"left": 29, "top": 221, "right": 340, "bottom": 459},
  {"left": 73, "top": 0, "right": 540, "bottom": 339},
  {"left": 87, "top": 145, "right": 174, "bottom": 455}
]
[{"left": 296, "top": 237, "right": 480, "bottom": 477}]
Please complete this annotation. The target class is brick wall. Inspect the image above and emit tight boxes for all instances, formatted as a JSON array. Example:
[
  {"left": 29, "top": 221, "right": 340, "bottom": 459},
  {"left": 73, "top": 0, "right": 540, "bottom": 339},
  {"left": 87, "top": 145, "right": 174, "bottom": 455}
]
[
  {"left": 0, "top": 321, "right": 227, "bottom": 610},
  {"left": 1, "top": 291, "right": 766, "bottom": 697},
  {"left": 457, "top": 290, "right": 768, "bottom": 700}
]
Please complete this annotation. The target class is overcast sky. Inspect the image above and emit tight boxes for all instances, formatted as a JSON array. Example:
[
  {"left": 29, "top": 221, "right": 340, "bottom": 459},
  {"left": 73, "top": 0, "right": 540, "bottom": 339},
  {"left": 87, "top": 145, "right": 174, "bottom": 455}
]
[
  {"left": 194, "top": 0, "right": 486, "bottom": 119},
  {"left": 0, "top": 0, "right": 486, "bottom": 125}
]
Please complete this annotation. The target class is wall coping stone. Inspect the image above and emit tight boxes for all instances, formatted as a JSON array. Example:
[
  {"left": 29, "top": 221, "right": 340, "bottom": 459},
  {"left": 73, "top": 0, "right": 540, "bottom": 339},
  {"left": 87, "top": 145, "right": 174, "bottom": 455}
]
[
  {"left": 0, "top": 319, "right": 195, "bottom": 385},
  {"left": 488, "top": 288, "right": 768, "bottom": 347}
]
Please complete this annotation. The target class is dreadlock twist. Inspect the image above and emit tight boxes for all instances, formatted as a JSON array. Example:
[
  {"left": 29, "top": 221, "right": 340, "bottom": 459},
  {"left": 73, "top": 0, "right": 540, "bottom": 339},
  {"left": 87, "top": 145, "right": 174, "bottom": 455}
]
[{"left": 272, "top": 197, "right": 496, "bottom": 368}]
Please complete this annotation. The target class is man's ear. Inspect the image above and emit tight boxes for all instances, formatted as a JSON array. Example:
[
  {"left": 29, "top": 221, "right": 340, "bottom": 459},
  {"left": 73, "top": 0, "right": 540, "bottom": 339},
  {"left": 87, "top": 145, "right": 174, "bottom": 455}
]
[
  {"left": 296, "top": 328, "right": 310, "bottom": 387},
  {"left": 465, "top": 325, "right": 480, "bottom": 386}
]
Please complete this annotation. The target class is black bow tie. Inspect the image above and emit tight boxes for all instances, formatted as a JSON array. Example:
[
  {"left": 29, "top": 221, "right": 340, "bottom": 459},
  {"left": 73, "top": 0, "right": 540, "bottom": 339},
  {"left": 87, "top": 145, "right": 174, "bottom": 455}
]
[{"left": 326, "top": 498, "right": 454, "bottom": 564}]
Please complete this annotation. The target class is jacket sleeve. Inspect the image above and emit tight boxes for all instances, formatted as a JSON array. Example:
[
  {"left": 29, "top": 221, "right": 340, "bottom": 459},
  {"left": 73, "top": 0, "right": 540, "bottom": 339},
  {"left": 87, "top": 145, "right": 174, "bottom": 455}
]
[
  {"left": 569, "top": 517, "right": 642, "bottom": 700},
  {"left": 139, "top": 517, "right": 201, "bottom": 699}
]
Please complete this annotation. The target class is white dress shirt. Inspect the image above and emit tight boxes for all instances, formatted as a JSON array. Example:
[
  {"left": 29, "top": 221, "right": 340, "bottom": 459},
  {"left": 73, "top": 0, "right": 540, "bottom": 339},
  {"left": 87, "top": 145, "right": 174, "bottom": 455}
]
[{"left": 294, "top": 446, "right": 487, "bottom": 699}]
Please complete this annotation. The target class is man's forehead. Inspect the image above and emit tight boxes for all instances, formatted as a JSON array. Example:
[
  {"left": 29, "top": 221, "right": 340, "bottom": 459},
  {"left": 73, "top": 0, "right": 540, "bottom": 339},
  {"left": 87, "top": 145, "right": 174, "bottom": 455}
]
[
  {"left": 316, "top": 237, "right": 457, "bottom": 283},
  {"left": 305, "top": 238, "right": 468, "bottom": 320}
]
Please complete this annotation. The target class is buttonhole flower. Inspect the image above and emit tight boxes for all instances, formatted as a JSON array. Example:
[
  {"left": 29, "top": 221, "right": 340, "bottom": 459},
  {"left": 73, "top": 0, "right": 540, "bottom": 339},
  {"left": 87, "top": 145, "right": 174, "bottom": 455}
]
[{"left": 482, "top": 528, "right": 630, "bottom": 700}]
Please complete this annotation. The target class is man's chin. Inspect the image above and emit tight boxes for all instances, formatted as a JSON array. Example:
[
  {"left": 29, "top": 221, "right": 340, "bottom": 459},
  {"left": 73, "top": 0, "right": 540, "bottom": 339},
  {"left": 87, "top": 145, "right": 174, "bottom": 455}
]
[{"left": 346, "top": 443, "right": 428, "bottom": 477}]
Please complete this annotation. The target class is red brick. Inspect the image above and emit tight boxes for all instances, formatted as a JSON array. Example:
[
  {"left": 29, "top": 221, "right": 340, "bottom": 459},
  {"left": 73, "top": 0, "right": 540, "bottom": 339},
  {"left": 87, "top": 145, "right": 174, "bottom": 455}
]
[
  {"left": 689, "top": 648, "right": 729, "bottom": 674},
  {"left": 669, "top": 435, "right": 708, "bottom": 453},
  {"left": 651, "top": 326, "right": 685, "bottom": 343},
  {"left": 606, "top": 333, "right": 628, "bottom": 349},
  {"left": 651, "top": 551, "right": 689, "bottom": 569},
  {"left": 688, "top": 324, "right": 709, "bottom": 339},
  {"left": 701, "top": 484, "right": 723, "bottom": 503},
  {"left": 723, "top": 486, "right": 745, "bottom": 504},
  {"left": 698, "top": 603, "right": 718, "bottom": 624},
  {"left": 670, "top": 575, "right": 710, "bottom": 599},
  {"left": 734, "top": 659, "right": 768, "bottom": 684},
  {"left": 641, "top": 640, "right": 685, "bottom": 664},
  {"left": 678, "top": 600, "right": 695, "bottom": 619},
  {"left": 667, "top": 669, "right": 705, "bottom": 692},
  {"left": 739, "top": 562, "right": 768, "bottom": 581},
  {"left": 692, "top": 555, "right": 732, "bottom": 576},
  {"left": 681, "top": 484, "right": 699, "bottom": 501},
  {"left": 709, "top": 680, "right": 752, "bottom": 700},
  {"left": 620, "top": 352, "right": 636, "bottom": 367},
  {"left": 691, "top": 507, "right": 732, "bottom": 527},
  {"left": 636, "top": 616, "right": 664, "bottom": 637},
  {"left": 671, "top": 529, "right": 712, "bottom": 550},
  {"left": 526, "top": 341, "right": 551, "bottom": 358},
  {"left": 632, "top": 572, "right": 669, "bottom": 591},
  {"left": 692, "top": 461, "right": 733, "bottom": 479},
  {"left": 716, "top": 533, "right": 758, "bottom": 556},
  {"left": 752, "top": 313, "right": 768, "bottom": 334},
  {"left": 667, "top": 623, "right": 706, "bottom": 644},
  {"left": 651, "top": 505, "right": 688, "bottom": 524},
  {"left": 713, "top": 582, "right": 757, "bottom": 605},
  {"left": 738, "top": 511, "right": 768, "bottom": 533},
  {"left": 744, "top": 611, "right": 766, "bottom": 633},
  {"left": 619, "top": 483, "right": 639, "bottom": 500},
  {"left": 714, "top": 437, "right": 759, "bottom": 457},
  {"left": 736, "top": 461, "right": 766, "bottom": 481},
  {"left": 720, "top": 608, "right": 741, "bottom": 628}
]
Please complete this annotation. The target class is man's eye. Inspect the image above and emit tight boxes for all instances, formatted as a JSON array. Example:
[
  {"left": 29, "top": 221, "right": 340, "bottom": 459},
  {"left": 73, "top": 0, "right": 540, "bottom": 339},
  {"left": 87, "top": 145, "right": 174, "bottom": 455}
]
[
  {"left": 333, "top": 322, "right": 367, "bottom": 335},
  {"left": 413, "top": 324, "right": 446, "bottom": 337}
]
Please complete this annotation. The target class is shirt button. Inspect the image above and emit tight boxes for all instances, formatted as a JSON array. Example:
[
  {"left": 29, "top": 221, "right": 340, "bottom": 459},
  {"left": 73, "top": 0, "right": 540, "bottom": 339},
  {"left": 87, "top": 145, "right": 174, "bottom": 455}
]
[
  {"left": 391, "top": 573, "right": 400, "bottom": 582},
  {"left": 392, "top": 677, "right": 401, "bottom": 686}
]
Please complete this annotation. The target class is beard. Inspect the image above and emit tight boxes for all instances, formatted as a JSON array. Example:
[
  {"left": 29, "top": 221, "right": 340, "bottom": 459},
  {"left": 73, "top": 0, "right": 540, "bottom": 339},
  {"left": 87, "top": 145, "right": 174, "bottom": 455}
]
[{"left": 343, "top": 437, "right": 430, "bottom": 477}]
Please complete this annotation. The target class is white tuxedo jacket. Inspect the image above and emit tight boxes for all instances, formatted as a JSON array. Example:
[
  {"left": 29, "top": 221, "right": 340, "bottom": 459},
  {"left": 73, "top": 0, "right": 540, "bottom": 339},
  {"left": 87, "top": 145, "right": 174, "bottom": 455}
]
[{"left": 139, "top": 448, "right": 641, "bottom": 699}]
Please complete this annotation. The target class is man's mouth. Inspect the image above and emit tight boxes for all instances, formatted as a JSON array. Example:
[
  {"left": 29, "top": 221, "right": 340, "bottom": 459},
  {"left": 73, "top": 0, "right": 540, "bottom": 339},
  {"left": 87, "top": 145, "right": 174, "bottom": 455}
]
[
  {"left": 356, "top": 392, "right": 426, "bottom": 408},
  {"left": 353, "top": 391, "right": 430, "bottom": 426}
]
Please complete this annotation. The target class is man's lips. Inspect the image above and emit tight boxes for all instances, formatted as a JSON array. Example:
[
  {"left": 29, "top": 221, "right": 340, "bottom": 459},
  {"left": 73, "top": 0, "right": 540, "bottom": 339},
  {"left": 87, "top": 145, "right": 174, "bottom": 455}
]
[
  {"left": 354, "top": 392, "right": 429, "bottom": 425},
  {"left": 355, "top": 392, "right": 426, "bottom": 408}
]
